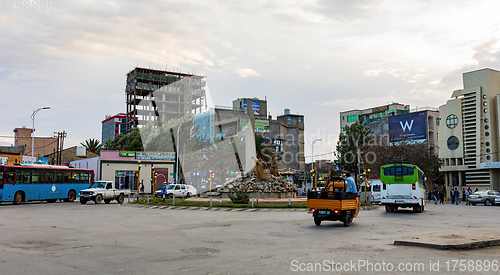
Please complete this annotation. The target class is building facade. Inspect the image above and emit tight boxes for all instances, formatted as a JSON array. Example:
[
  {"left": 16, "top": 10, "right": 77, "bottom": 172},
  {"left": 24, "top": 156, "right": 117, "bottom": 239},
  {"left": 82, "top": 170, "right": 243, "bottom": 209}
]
[
  {"left": 102, "top": 113, "right": 128, "bottom": 142},
  {"left": 439, "top": 68, "right": 500, "bottom": 191},
  {"left": 340, "top": 103, "right": 410, "bottom": 134},
  {"left": 13, "top": 127, "right": 59, "bottom": 161},
  {"left": 268, "top": 109, "right": 305, "bottom": 171},
  {"left": 125, "top": 67, "right": 206, "bottom": 132}
]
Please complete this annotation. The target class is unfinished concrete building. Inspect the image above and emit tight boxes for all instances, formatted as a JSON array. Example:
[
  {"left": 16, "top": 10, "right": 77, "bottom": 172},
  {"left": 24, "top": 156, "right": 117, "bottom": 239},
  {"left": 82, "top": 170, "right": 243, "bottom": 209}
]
[{"left": 125, "top": 67, "right": 207, "bottom": 132}]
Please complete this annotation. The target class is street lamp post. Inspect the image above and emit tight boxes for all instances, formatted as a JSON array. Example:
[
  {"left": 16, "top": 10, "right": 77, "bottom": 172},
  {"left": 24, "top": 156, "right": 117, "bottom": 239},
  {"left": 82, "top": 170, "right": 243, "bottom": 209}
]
[
  {"left": 31, "top": 106, "right": 51, "bottom": 163},
  {"left": 311, "top": 138, "right": 321, "bottom": 191},
  {"left": 176, "top": 124, "right": 181, "bottom": 184}
]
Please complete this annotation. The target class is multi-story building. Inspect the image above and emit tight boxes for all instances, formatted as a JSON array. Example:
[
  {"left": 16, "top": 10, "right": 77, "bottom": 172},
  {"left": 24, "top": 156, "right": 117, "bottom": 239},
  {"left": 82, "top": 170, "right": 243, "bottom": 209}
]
[
  {"left": 439, "top": 68, "right": 500, "bottom": 191},
  {"left": 339, "top": 105, "right": 440, "bottom": 154},
  {"left": 125, "top": 67, "right": 206, "bottom": 132},
  {"left": 340, "top": 103, "right": 410, "bottom": 134},
  {"left": 268, "top": 109, "right": 305, "bottom": 171},
  {"left": 101, "top": 113, "right": 128, "bottom": 143},
  {"left": 13, "top": 127, "right": 58, "bottom": 161}
]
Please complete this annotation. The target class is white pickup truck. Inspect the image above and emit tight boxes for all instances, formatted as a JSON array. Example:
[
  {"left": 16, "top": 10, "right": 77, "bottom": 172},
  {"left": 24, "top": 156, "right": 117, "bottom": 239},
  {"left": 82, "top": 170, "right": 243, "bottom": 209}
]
[{"left": 79, "top": 181, "right": 130, "bottom": 204}]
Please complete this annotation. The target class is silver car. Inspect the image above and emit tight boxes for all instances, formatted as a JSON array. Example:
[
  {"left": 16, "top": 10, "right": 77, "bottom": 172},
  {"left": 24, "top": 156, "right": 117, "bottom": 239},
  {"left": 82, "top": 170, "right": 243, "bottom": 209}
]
[
  {"left": 495, "top": 195, "right": 500, "bottom": 206},
  {"left": 468, "top": 190, "right": 500, "bottom": 206}
]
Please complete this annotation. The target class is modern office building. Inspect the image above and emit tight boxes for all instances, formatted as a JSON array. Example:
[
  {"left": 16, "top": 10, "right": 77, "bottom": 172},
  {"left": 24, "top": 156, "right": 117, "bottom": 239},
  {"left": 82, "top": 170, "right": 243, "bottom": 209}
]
[
  {"left": 439, "top": 68, "right": 500, "bottom": 191},
  {"left": 101, "top": 113, "right": 128, "bottom": 142},
  {"left": 339, "top": 104, "right": 440, "bottom": 153},
  {"left": 125, "top": 67, "right": 207, "bottom": 132},
  {"left": 340, "top": 103, "right": 410, "bottom": 134}
]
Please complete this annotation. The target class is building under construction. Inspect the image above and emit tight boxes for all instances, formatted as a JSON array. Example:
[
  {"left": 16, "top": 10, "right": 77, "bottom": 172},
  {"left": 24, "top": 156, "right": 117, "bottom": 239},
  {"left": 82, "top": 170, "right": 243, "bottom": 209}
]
[{"left": 125, "top": 67, "right": 207, "bottom": 132}]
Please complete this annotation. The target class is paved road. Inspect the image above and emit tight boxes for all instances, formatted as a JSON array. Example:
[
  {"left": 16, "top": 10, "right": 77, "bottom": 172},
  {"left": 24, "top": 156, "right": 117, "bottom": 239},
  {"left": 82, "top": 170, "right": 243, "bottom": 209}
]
[{"left": 0, "top": 201, "right": 499, "bottom": 274}]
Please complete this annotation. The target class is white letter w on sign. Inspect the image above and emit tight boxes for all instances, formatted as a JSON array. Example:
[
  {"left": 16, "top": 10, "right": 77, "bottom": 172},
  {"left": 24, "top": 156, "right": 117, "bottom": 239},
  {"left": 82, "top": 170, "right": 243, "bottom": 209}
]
[{"left": 400, "top": 120, "right": 414, "bottom": 131}]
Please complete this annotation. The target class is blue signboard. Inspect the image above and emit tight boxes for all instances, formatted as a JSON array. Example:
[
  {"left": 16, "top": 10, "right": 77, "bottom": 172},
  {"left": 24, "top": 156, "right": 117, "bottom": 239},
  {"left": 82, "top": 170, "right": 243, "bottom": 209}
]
[{"left": 388, "top": 111, "right": 427, "bottom": 142}]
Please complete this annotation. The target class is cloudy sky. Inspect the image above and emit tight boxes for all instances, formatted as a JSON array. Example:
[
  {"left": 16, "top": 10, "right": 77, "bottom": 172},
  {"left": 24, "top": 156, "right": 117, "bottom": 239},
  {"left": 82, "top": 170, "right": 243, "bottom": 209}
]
[{"left": 1, "top": 0, "right": 500, "bottom": 162}]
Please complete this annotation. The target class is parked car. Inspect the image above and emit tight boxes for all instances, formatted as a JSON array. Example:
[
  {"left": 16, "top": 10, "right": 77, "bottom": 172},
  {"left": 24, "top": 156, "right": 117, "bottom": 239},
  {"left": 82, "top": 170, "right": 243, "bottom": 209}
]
[
  {"left": 495, "top": 195, "right": 500, "bottom": 206},
  {"left": 468, "top": 190, "right": 500, "bottom": 206},
  {"left": 155, "top": 184, "right": 197, "bottom": 198}
]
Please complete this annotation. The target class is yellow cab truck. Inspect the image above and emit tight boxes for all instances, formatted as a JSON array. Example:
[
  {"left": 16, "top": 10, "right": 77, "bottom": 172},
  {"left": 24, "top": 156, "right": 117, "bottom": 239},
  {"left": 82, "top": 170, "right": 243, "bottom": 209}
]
[{"left": 307, "top": 176, "right": 360, "bottom": 227}]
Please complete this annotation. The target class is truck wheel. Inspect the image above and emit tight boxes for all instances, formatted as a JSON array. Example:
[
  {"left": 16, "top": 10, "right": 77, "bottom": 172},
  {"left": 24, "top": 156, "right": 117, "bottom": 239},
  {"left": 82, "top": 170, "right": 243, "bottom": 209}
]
[
  {"left": 343, "top": 212, "right": 351, "bottom": 227},
  {"left": 104, "top": 199, "right": 112, "bottom": 204},
  {"left": 187, "top": 192, "right": 192, "bottom": 198},
  {"left": 116, "top": 194, "right": 124, "bottom": 204},
  {"left": 80, "top": 199, "right": 88, "bottom": 204},
  {"left": 385, "top": 205, "right": 393, "bottom": 212},
  {"left": 13, "top": 191, "right": 23, "bottom": 205},
  {"left": 393, "top": 206, "right": 399, "bottom": 212},
  {"left": 314, "top": 217, "right": 321, "bottom": 226},
  {"left": 94, "top": 194, "right": 103, "bottom": 204},
  {"left": 413, "top": 205, "right": 422, "bottom": 213},
  {"left": 66, "top": 190, "right": 76, "bottom": 202}
]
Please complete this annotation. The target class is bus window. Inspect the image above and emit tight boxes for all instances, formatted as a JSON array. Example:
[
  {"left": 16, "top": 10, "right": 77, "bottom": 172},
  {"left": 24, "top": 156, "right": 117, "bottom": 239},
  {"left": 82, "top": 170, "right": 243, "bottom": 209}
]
[
  {"left": 0, "top": 172, "right": 3, "bottom": 189},
  {"left": 32, "top": 171, "right": 41, "bottom": 184},
  {"left": 46, "top": 172, "right": 54, "bottom": 183},
  {"left": 5, "top": 172, "right": 15, "bottom": 184},
  {"left": 55, "top": 172, "right": 63, "bottom": 183},
  {"left": 16, "top": 170, "right": 31, "bottom": 184},
  {"left": 63, "top": 172, "right": 72, "bottom": 183},
  {"left": 74, "top": 173, "right": 81, "bottom": 183}
]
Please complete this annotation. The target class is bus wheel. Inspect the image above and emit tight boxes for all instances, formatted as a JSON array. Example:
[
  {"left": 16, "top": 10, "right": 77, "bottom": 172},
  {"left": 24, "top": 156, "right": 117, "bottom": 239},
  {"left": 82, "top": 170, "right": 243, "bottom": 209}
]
[
  {"left": 116, "top": 194, "right": 124, "bottom": 204},
  {"left": 314, "top": 217, "right": 321, "bottom": 226},
  {"left": 94, "top": 195, "right": 103, "bottom": 204},
  {"left": 66, "top": 190, "right": 76, "bottom": 202},
  {"left": 13, "top": 191, "right": 23, "bottom": 205},
  {"left": 343, "top": 212, "right": 351, "bottom": 227}
]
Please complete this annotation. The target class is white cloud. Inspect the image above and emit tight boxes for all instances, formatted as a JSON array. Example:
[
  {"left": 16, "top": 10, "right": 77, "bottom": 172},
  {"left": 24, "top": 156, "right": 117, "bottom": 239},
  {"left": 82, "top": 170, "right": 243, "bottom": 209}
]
[{"left": 234, "top": 67, "right": 260, "bottom": 78}]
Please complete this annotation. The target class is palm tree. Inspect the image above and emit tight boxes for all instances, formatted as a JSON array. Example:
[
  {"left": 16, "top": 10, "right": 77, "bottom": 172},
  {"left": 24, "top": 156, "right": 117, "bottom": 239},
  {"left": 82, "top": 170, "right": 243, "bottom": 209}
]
[{"left": 81, "top": 138, "right": 103, "bottom": 154}]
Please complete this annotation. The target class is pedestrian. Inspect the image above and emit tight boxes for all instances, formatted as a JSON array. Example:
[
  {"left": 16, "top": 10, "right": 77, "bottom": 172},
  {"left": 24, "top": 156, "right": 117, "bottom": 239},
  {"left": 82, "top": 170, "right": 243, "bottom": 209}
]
[
  {"left": 454, "top": 187, "right": 460, "bottom": 205},
  {"left": 433, "top": 189, "right": 438, "bottom": 204},
  {"left": 140, "top": 180, "right": 144, "bottom": 195},
  {"left": 462, "top": 188, "right": 466, "bottom": 202},
  {"left": 439, "top": 189, "right": 445, "bottom": 204},
  {"left": 450, "top": 189, "right": 454, "bottom": 204}
]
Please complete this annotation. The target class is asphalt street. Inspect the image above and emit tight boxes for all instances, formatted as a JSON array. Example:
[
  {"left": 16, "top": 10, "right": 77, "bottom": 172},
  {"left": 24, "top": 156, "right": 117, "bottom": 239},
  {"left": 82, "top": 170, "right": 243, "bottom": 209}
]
[{"left": 0, "top": 200, "right": 499, "bottom": 274}]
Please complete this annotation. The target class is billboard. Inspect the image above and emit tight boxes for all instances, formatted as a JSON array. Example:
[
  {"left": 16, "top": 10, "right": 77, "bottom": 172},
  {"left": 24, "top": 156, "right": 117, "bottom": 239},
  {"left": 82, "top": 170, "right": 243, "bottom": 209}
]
[
  {"left": 243, "top": 100, "right": 260, "bottom": 115},
  {"left": 388, "top": 111, "right": 427, "bottom": 142}
]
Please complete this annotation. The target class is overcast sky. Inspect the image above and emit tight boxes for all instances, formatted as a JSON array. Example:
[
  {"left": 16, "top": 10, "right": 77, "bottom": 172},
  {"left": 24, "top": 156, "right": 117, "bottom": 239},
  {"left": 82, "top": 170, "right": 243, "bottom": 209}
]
[{"left": 1, "top": 0, "right": 500, "bottom": 162}]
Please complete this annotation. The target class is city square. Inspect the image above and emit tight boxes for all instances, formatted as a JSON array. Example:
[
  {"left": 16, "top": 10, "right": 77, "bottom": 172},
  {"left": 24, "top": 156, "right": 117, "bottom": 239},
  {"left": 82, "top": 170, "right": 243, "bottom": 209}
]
[{"left": 0, "top": 201, "right": 499, "bottom": 274}]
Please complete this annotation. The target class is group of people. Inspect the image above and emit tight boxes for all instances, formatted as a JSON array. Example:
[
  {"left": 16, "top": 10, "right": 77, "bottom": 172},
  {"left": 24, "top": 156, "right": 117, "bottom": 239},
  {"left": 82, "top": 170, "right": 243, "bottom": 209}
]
[{"left": 430, "top": 187, "right": 476, "bottom": 205}]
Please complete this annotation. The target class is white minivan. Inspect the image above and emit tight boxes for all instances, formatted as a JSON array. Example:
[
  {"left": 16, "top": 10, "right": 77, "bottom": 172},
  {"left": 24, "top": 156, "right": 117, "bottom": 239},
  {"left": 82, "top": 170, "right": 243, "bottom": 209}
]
[{"left": 370, "top": 180, "right": 382, "bottom": 204}]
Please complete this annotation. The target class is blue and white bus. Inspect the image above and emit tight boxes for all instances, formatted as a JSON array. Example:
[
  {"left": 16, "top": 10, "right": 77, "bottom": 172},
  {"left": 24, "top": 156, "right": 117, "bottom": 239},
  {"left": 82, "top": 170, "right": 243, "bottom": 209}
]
[{"left": 0, "top": 165, "right": 94, "bottom": 205}]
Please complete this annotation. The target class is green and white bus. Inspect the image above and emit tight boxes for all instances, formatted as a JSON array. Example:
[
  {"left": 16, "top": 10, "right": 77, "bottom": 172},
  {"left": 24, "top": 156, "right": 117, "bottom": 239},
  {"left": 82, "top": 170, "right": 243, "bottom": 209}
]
[{"left": 380, "top": 163, "right": 426, "bottom": 213}]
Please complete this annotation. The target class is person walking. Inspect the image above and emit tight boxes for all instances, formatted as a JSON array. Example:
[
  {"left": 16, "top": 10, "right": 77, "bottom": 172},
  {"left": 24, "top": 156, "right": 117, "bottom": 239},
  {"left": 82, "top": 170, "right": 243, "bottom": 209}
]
[
  {"left": 454, "top": 187, "right": 460, "bottom": 205},
  {"left": 462, "top": 188, "right": 466, "bottom": 202},
  {"left": 450, "top": 189, "right": 454, "bottom": 204},
  {"left": 439, "top": 189, "right": 445, "bottom": 204},
  {"left": 433, "top": 189, "right": 438, "bottom": 204}
]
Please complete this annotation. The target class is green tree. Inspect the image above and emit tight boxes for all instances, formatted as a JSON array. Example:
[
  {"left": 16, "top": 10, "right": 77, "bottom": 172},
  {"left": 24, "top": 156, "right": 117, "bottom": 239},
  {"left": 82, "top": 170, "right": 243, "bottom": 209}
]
[
  {"left": 103, "top": 128, "right": 144, "bottom": 151},
  {"left": 81, "top": 138, "right": 103, "bottom": 154},
  {"left": 367, "top": 139, "right": 443, "bottom": 188},
  {"left": 335, "top": 121, "right": 373, "bottom": 183}
]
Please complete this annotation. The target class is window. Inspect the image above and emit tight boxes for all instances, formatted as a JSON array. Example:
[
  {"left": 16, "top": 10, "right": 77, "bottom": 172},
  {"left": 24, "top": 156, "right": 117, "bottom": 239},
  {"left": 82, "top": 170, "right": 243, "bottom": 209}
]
[
  {"left": 436, "top": 118, "right": 440, "bottom": 126},
  {"left": 486, "top": 142, "right": 490, "bottom": 146},
  {"left": 446, "top": 114, "right": 458, "bottom": 129},
  {"left": 0, "top": 172, "right": 3, "bottom": 189},
  {"left": 16, "top": 170, "right": 30, "bottom": 184},
  {"left": 383, "top": 166, "right": 414, "bottom": 176},
  {"left": 32, "top": 171, "right": 41, "bottom": 184},
  {"left": 347, "top": 114, "right": 359, "bottom": 122},
  {"left": 299, "top": 117, "right": 302, "bottom": 122},
  {"left": 485, "top": 132, "right": 490, "bottom": 137},
  {"left": 287, "top": 116, "right": 291, "bottom": 124},
  {"left": 55, "top": 172, "right": 63, "bottom": 183},
  {"left": 45, "top": 172, "right": 54, "bottom": 183},
  {"left": 447, "top": 136, "right": 460, "bottom": 150}
]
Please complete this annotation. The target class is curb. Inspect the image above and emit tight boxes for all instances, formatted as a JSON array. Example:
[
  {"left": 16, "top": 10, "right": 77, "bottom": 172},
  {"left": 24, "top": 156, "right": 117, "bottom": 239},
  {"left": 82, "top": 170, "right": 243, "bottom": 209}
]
[
  {"left": 126, "top": 203, "right": 380, "bottom": 212},
  {"left": 393, "top": 239, "right": 500, "bottom": 250}
]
